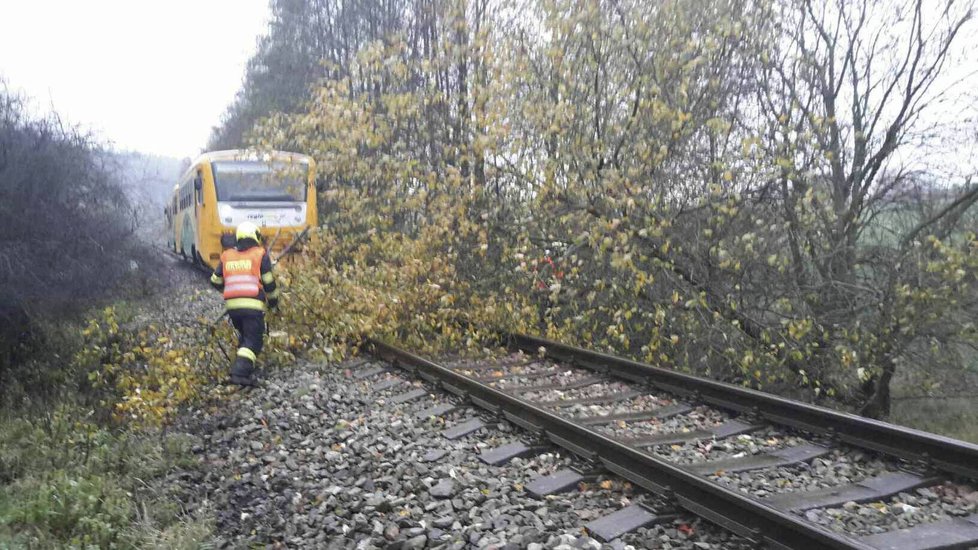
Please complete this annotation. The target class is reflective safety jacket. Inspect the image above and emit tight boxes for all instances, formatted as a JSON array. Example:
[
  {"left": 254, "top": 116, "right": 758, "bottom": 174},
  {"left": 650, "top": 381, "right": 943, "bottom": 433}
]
[{"left": 209, "top": 241, "right": 280, "bottom": 311}]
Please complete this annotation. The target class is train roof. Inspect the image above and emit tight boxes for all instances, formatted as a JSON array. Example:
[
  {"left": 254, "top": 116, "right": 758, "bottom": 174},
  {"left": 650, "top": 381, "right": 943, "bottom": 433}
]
[
  {"left": 177, "top": 149, "right": 313, "bottom": 182},
  {"left": 191, "top": 149, "right": 312, "bottom": 165}
]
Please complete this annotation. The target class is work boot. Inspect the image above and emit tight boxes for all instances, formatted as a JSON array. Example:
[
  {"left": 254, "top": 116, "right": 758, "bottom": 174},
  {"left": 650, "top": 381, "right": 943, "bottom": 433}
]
[{"left": 229, "top": 356, "right": 257, "bottom": 387}]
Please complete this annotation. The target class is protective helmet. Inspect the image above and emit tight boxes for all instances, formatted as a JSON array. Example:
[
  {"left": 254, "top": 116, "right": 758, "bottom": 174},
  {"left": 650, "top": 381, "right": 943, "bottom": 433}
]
[{"left": 235, "top": 221, "right": 262, "bottom": 243}]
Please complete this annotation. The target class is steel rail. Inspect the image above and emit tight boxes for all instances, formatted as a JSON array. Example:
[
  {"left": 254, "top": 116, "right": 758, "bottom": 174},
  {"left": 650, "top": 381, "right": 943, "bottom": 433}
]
[
  {"left": 161, "top": 245, "right": 213, "bottom": 275},
  {"left": 366, "top": 338, "right": 874, "bottom": 550},
  {"left": 508, "top": 334, "right": 978, "bottom": 479}
]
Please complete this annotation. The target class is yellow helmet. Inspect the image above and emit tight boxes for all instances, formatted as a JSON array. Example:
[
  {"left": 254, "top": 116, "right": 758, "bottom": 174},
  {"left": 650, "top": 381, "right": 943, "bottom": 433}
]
[{"left": 235, "top": 222, "right": 262, "bottom": 243}]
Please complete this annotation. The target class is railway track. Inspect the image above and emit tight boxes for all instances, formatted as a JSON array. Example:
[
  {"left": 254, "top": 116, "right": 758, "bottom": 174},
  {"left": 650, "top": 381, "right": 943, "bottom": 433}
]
[{"left": 365, "top": 335, "right": 978, "bottom": 550}]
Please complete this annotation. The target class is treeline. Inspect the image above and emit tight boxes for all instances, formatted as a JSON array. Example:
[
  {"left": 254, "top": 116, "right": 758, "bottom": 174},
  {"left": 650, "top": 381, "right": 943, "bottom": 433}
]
[
  {"left": 212, "top": 0, "right": 978, "bottom": 420},
  {"left": 0, "top": 84, "right": 139, "bottom": 401}
]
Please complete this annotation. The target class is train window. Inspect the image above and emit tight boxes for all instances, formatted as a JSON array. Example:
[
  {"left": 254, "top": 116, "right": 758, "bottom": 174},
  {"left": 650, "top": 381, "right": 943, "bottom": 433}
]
[{"left": 195, "top": 171, "right": 203, "bottom": 205}]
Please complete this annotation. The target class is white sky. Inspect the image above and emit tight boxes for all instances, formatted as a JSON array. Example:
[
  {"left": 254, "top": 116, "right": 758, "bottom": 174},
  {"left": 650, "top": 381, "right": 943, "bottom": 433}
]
[{"left": 0, "top": 0, "right": 269, "bottom": 159}]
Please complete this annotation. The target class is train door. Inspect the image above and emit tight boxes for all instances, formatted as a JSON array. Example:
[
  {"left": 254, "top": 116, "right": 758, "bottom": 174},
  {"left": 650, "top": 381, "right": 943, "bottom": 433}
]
[
  {"left": 193, "top": 168, "right": 206, "bottom": 266},
  {"left": 179, "top": 179, "right": 196, "bottom": 260},
  {"left": 193, "top": 169, "right": 202, "bottom": 215},
  {"left": 170, "top": 193, "right": 178, "bottom": 252}
]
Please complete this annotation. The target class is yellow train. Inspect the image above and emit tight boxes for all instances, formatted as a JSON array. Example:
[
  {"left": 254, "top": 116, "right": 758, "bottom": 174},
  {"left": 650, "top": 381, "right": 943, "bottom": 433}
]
[{"left": 165, "top": 150, "right": 317, "bottom": 270}]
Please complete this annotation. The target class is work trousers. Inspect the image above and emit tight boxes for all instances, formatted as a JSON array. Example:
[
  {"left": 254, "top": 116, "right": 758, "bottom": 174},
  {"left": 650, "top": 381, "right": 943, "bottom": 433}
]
[{"left": 228, "top": 309, "right": 265, "bottom": 364}]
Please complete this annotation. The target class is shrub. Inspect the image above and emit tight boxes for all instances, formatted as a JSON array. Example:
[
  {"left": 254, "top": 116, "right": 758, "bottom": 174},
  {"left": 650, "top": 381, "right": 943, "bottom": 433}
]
[
  {"left": 0, "top": 406, "right": 210, "bottom": 548},
  {"left": 0, "top": 84, "right": 138, "bottom": 405}
]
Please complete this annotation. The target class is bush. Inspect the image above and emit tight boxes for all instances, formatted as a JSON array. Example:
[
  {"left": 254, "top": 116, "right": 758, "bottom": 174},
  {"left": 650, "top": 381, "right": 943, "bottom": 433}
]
[
  {"left": 1, "top": 471, "right": 132, "bottom": 547},
  {"left": 77, "top": 305, "right": 235, "bottom": 427},
  {"left": 0, "top": 83, "right": 138, "bottom": 404},
  {"left": 0, "top": 407, "right": 211, "bottom": 548}
]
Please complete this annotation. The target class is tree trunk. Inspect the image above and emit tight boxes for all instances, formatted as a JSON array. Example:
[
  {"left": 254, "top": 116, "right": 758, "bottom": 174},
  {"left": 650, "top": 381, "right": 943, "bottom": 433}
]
[{"left": 859, "top": 355, "right": 895, "bottom": 419}]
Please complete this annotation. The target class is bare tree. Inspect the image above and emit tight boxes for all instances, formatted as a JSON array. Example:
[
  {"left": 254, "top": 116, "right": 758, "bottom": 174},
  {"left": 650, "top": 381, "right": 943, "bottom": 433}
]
[{"left": 756, "top": 0, "right": 976, "bottom": 416}]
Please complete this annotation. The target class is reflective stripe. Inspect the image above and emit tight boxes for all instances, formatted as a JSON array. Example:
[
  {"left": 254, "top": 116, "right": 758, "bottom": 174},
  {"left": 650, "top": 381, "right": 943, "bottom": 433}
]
[
  {"left": 225, "top": 283, "right": 260, "bottom": 294},
  {"left": 221, "top": 247, "right": 266, "bottom": 300},
  {"left": 268, "top": 287, "right": 281, "bottom": 299},
  {"left": 225, "top": 297, "right": 266, "bottom": 311},
  {"left": 237, "top": 347, "right": 257, "bottom": 362},
  {"left": 223, "top": 274, "right": 261, "bottom": 299},
  {"left": 261, "top": 272, "right": 275, "bottom": 284}
]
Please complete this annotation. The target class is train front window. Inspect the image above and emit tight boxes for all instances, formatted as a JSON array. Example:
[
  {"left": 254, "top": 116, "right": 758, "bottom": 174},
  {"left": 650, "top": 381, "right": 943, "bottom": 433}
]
[{"left": 212, "top": 161, "right": 307, "bottom": 202}]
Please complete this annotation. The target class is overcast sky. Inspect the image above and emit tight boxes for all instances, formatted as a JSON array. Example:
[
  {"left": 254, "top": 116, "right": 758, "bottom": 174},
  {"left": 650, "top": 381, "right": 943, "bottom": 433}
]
[{"left": 0, "top": 0, "right": 269, "bottom": 159}]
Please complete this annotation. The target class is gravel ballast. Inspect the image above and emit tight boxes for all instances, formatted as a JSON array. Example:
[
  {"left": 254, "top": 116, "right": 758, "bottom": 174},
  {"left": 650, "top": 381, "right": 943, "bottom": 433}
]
[
  {"left": 805, "top": 482, "right": 978, "bottom": 536},
  {"left": 169, "top": 358, "right": 756, "bottom": 548}
]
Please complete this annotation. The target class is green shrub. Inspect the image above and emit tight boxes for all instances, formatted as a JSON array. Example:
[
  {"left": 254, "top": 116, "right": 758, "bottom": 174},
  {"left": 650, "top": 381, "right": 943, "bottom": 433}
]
[
  {"left": 0, "top": 408, "right": 210, "bottom": 549},
  {"left": 0, "top": 471, "right": 131, "bottom": 547}
]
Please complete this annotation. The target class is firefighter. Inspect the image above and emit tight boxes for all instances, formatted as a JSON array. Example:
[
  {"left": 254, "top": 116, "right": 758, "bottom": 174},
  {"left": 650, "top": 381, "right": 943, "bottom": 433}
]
[{"left": 209, "top": 221, "right": 280, "bottom": 386}]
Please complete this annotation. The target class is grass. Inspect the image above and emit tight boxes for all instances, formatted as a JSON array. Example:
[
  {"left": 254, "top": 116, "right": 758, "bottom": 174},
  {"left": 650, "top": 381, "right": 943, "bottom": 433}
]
[
  {"left": 890, "top": 396, "right": 978, "bottom": 444},
  {"left": 0, "top": 405, "right": 212, "bottom": 549}
]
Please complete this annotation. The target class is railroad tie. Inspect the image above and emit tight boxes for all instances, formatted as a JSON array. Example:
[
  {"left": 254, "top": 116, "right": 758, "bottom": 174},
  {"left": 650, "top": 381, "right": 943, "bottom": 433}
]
[
  {"left": 389, "top": 388, "right": 427, "bottom": 405},
  {"left": 508, "top": 376, "right": 605, "bottom": 394},
  {"left": 585, "top": 504, "right": 676, "bottom": 543},
  {"left": 478, "top": 441, "right": 547, "bottom": 466},
  {"left": 687, "top": 443, "right": 830, "bottom": 475},
  {"left": 524, "top": 468, "right": 585, "bottom": 499},
  {"left": 763, "top": 471, "right": 939, "bottom": 512},
  {"left": 414, "top": 402, "right": 456, "bottom": 420},
  {"left": 472, "top": 368, "right": 564, "bottom": 384},
  {"left": 574, "top": 402, "right": 694, "bottom": 426},
  {"left": 859, "top": 513, "right": 978, "bottom": 550},
  {"left": 537, "top": 389, "right": 644, "bottom": 408},
  {"left": 369, "top": 378, "right": 404, "bottom": 392},
  {"left": 421, "top": 449, "right": 448, "bottom": 463},
  {"left": 623, "top": 418, "right": 761, "bottom": 447},
  {"left": 352, "top": 364, "right": 389, "bottom": 379},
  {"left": 440, "top": 418, "right": 486, "bottom": 440}
]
